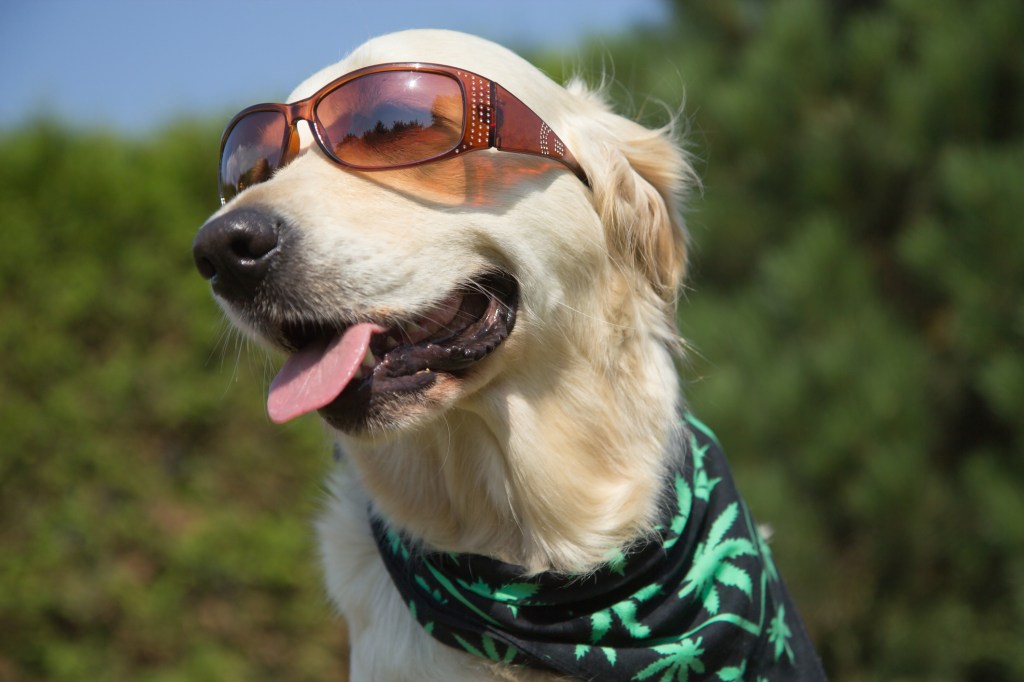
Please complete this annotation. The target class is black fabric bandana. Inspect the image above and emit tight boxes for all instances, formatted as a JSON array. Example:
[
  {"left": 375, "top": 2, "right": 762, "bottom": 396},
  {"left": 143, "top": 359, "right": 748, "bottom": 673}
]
[{"left": 370, "top": 414, "right": 827, "bottom": 680}]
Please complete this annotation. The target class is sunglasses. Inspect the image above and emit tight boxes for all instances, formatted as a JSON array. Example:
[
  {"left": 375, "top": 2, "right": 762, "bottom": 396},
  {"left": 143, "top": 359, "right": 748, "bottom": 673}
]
[{"left": 218, "top": 62, "right": 589, "bottom": 204}]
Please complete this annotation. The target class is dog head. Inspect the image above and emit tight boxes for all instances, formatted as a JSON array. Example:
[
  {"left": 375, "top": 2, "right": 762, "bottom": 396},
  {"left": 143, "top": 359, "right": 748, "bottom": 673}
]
[{"left": 193, "top": 29, "right": 695, "bottom": 438}]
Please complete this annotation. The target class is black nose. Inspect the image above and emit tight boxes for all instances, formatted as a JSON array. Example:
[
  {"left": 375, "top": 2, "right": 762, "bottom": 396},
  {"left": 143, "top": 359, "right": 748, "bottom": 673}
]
[{"left": 192, "top": 208, "right": 281, "bottom": 301}]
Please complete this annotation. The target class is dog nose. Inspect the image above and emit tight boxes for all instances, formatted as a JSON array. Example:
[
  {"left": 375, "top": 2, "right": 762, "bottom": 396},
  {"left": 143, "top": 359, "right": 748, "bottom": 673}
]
[{"left": 193, "top": 208, "right": 281, "bottom": 301}]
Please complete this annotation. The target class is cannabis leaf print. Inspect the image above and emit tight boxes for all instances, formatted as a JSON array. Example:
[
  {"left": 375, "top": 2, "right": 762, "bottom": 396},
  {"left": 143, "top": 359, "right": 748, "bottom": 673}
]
[
  {"left": 716, "top": 661, "right": 746, "bottom": 680},
  {"left": 689, "top": 436, "right": 722, "bottom": 502},
  {"left": 590, "top": 583, "right": 663, "bottom": 643},
  {"left": 677, "top": 501, "right": 757, "bottom": 615},
  {"left": 457, "top": 578, "right": 540, "bottom": 617},
  {"left": 634, "top": 638, "right": 706, "bottom": 681},
  {"left": 663, "top": 473, "right": 693, "bottom": 550},
  {"left": 452, "top": 633, "right": 518, "bottom": 664},
  {"left": 768, "top": 605, "right": 795, "bottom": 664}
]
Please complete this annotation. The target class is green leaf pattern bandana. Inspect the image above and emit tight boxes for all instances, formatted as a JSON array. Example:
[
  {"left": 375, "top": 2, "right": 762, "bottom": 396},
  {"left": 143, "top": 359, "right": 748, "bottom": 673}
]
[{"left": 370, "top": 415, "right": 827, "bottom": 680}]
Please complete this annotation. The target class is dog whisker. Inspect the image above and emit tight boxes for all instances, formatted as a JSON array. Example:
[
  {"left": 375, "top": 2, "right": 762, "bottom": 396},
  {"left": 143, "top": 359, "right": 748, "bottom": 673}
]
[
  {"left": 551, "top": 300, "right": 640, "bottom": 333},
  {"left": 208, "top": 318, "right": 235, "bottom": 368}
]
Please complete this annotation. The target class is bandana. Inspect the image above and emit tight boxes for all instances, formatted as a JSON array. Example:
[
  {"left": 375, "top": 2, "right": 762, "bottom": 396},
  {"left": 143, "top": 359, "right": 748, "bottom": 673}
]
[{"left": 370, "top": 414, "right": 826, "bottom": 680}]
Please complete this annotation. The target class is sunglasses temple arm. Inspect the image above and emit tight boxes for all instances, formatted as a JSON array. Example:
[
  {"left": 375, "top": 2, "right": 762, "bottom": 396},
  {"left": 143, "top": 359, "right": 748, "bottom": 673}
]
[
  {"left": 281, "top": 124, "right": 302, "bottom": 166},
  {"left": 491, "top": 83, "right": 589, "bottom": 186}
]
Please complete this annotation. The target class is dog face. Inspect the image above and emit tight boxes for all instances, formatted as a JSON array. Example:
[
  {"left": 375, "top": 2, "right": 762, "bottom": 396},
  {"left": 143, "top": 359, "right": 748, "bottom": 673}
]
[{"left": 193, "top": 29, "right": 693, "bottom": 440}]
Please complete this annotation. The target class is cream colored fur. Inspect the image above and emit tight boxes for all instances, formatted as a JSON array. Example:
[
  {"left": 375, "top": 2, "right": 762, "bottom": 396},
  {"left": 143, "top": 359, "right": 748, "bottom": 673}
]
[{"left": 214, "top": 29, "right": 697, "bottom": 681}]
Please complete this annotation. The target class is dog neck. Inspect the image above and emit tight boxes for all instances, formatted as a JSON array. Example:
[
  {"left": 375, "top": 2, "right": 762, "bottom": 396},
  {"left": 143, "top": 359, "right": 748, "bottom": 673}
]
[
  {"left": 337, "top": 292, "right": 683, "bottom": 574},
  {"left": 364, "top": 414, "right": 827, "bottom": 680}
]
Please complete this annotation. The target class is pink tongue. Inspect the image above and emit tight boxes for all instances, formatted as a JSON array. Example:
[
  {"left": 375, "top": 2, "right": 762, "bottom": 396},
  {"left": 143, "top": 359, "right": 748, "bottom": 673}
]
[{"left": 267, "top": 322, "right": 382, "bottom": 423}]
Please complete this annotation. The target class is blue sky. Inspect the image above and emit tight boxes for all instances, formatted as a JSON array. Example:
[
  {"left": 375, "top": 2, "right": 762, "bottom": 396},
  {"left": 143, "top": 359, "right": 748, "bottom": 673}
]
[{"left": 0, "top": 0, "right": 668, "bottom": 133}]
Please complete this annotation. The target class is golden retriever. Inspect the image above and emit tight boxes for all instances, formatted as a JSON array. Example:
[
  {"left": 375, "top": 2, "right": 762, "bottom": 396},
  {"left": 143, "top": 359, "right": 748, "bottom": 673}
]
[{"left": 193, "top": 29, "right": 824, "bottom": 682}]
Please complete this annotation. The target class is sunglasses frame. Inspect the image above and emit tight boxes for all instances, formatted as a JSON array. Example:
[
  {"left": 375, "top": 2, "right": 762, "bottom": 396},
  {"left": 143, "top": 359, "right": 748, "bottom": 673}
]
[{"left": 219, "top": 62, "right": 589, "bottom": 203}]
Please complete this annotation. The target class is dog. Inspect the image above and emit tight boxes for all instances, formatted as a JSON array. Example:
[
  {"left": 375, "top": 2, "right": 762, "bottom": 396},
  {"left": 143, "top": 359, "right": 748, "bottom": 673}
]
[{"left": 193, "top": 29, "right": 825, "bottom": 681}]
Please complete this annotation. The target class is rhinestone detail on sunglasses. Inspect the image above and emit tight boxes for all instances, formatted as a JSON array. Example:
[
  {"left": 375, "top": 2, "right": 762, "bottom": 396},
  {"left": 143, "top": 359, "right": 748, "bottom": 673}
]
[{"left": 218, "top": 63, "right": 588, "bottom": 204}]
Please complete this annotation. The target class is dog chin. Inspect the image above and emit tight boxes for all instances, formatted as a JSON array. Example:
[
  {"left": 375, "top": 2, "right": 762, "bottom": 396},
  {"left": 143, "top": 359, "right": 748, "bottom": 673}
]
[{"left": 317, "top": 370, "right": 464, "bottom": 434}]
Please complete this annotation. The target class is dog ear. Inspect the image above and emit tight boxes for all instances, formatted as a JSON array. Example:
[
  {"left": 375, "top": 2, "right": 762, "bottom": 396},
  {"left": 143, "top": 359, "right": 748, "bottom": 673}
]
[{"left": 565, "top": 82, "right": 696, "bottom": 304}]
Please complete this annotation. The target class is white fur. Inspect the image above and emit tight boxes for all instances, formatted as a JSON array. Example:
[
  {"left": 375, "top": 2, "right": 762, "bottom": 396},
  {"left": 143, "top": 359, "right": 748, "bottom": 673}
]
[{"left": 209, "top": 29, "right": 697, "bottom": 680}]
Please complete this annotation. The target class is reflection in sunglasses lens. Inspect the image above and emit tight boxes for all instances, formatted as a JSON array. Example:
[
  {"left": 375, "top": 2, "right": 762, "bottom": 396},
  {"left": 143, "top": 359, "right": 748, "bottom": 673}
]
[
  {"left": 316, "top": 71, "right": 463, "bottom": 168},
  {"left": 219, "top": 110, "right": 287, "bottom": 202}
]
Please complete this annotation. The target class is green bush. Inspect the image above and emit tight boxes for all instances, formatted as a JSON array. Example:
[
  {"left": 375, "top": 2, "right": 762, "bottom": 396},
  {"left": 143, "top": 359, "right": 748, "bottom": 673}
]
[
  {"left": 1, "top": 0, "right": 1021, "bottom": 679},
  {"left": 0, "top": 123, "right": 346, "bottom": 680}
]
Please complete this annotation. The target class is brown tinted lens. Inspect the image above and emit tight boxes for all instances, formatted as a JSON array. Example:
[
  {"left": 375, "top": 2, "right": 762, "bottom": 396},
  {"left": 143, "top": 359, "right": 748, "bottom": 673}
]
[
  {"left": 315, "top": 71, "right": 464, "bottom": 168},
  {"left": 219, "top": 110, "right": 287, "bottom": 202}
]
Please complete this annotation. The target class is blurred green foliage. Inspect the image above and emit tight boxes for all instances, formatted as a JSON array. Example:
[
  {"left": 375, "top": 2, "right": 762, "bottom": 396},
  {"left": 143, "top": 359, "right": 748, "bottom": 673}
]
[
  {"left": 0, "top": 123, "right": 347, "bottom": 680},
  {"left": 1, "top": 0, "right": 1022, "bottom": 680}
]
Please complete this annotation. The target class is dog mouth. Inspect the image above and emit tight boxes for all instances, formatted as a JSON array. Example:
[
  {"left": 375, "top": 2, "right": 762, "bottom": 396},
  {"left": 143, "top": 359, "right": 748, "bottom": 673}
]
[{"left": 265, "top": 272, "right": 518, "bottom": 430}]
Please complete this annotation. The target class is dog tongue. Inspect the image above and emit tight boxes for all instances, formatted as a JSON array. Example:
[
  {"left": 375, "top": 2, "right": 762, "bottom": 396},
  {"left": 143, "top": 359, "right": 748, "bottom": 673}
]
[{"left": 267, "top": 322, "right": 382, "bottom": 423}]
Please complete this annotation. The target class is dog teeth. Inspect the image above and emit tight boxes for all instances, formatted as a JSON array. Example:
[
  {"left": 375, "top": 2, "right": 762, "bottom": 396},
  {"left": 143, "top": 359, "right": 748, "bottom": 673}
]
[
  {"left": 353, "top": 347, "right": 376, "bottom": 380},
  {"left": 384, "top": 336, "right": 400, "bottom": 350}
]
